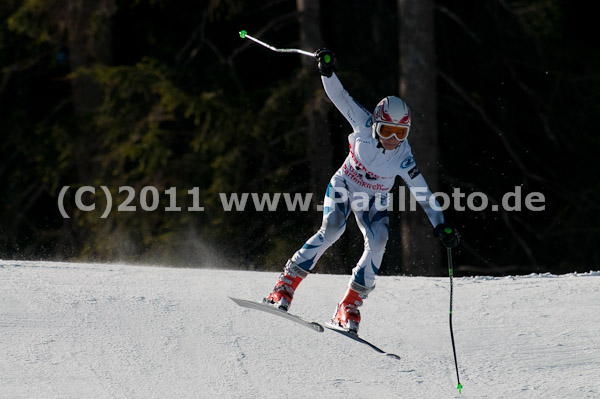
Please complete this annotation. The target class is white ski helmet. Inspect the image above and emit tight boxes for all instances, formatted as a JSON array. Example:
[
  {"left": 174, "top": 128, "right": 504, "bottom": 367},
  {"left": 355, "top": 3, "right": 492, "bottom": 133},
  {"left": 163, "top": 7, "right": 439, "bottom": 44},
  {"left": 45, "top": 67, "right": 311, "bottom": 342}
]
[{"left": 372, "top": 96, "right": 411, "bottom": 141}]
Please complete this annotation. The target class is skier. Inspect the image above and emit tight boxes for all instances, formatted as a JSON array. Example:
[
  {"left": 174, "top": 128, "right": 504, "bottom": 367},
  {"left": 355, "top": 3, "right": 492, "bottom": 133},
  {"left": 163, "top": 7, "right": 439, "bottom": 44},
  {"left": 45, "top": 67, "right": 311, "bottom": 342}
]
[{"left": 265, "top": 48, "right": 460, "bottom": 333}]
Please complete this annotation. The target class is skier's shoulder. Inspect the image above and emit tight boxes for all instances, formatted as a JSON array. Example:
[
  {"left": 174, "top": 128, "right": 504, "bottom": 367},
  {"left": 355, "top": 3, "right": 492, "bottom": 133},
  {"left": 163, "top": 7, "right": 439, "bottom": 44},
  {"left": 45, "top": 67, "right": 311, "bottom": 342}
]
[
  {"left": 396, "top": 141, "right": 423, "bottom": 180},
  {"left": 397, "top": 140, "right": 413, "bottom": 160},
  {"left": 349, "top": 128, "right": 375, "bottom": 145}
]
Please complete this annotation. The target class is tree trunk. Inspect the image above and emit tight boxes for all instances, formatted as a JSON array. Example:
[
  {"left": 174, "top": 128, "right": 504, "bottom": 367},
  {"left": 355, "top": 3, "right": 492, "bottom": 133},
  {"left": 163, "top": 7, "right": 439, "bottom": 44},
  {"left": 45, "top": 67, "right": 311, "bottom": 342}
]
[
  {"left": 296, "top": 0, "right": 336, "bottom": 272},
  {"left": 397, "top": 0, "right": 443, "bottom": 275},
  {"left": 68, "top": 0, "right": 115, "bottom": 115},
  {"left": 66, "top": 0, "right": 115, "bottom": 187},
  {"left": 296, "top": 0, "right": 332, "bottom": 194}
]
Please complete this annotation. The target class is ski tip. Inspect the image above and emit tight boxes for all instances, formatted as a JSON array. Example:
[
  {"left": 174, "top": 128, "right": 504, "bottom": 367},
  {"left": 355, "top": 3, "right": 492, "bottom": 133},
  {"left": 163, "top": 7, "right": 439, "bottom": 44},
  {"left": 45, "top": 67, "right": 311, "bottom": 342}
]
[
  {"left": 229, "top": 296, "right": 246, "bottom": 306},
  {"left": 385, "top": 353, "right": 401, "bottom": 360}
]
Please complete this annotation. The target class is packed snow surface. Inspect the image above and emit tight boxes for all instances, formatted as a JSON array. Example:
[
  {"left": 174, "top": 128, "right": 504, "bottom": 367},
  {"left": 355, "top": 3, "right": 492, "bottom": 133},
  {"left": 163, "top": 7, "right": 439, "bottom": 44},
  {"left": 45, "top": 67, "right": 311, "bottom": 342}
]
[{"left": 1, "top": 260, "right": 599, "bottom": 398}]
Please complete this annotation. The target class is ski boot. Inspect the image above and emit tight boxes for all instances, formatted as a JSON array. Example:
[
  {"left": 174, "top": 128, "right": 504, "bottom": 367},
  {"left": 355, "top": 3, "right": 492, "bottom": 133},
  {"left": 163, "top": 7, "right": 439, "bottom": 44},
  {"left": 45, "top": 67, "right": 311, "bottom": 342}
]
[
  {"left": 264, "top": 259, "right": 309, "bottom": 312},
  {"left": 332, "top": 280, "right": 375, "bottom": 334}
]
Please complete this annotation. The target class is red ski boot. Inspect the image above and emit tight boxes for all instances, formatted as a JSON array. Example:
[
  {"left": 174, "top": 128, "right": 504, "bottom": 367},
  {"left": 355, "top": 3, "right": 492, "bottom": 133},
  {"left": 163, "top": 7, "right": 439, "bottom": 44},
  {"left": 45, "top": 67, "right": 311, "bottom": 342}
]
[
  {"left": 264, "top": 260, "right": 309, "bottom": 311},
  {"left": 332, "top": 281, "right": 375, "bottom": 334}
]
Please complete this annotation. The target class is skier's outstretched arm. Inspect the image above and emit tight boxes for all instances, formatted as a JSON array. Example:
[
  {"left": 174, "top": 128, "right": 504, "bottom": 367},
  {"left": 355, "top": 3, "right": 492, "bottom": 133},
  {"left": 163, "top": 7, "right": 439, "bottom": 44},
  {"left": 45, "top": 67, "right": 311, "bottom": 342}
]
[
  {"left": 405, "top": 174, "right": 445, "bottom": 228},
  {"left": 315, "top": 49, "right": 372, "bottom": 131},
  {"left": 398, "top": 151, "right": 461, "bottom": 248},
  {"left": 397, "top": 150, "right": 445, "bottom": 228}
]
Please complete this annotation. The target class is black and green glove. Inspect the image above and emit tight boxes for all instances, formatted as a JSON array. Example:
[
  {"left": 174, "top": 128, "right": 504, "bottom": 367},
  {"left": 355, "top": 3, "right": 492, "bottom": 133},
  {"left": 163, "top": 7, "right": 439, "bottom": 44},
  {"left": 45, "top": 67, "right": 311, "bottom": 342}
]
[
  {"left": 315, "top": 48, "right": 335, "bottom": 77},
  {"left": 434, "top": 224, "right": 461, "bottom": 249}
]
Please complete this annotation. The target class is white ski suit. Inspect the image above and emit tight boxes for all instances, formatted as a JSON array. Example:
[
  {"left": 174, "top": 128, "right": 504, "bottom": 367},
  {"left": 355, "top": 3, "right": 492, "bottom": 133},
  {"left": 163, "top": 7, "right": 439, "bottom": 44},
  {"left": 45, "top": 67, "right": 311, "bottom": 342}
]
[{"left": 291, "top": 73, "right": 445, "bottom": 288}]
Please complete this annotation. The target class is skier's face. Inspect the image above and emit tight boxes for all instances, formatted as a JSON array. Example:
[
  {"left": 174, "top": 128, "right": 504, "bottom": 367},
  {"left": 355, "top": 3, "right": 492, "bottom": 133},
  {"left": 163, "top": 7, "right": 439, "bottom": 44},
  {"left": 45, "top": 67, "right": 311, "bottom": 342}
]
[{"left": 378, "top": 135, "right": 402, "bottom": 151}]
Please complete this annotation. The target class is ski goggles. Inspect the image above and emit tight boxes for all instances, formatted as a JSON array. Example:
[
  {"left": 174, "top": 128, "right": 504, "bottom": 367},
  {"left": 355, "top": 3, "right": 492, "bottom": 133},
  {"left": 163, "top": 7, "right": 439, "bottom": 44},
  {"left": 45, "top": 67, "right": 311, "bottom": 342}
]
[{"left": 375, "top": 122, "right": 410, "bottom": 141}]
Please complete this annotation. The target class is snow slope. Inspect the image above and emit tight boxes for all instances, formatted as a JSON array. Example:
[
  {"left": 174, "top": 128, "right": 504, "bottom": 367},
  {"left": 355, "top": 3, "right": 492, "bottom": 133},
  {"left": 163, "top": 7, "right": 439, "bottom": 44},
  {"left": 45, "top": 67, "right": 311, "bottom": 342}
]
[{"left": 1, "top": 260, "right": 599, "bottom": 399}]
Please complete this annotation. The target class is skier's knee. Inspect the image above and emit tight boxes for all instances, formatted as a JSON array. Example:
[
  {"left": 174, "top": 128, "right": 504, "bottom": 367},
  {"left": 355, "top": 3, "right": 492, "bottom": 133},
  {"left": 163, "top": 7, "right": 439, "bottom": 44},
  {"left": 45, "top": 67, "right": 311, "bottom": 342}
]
[
  {"left": 366, "top": 230, "right": 388, "bottom": 254},
  {"left": 320, "top": 211, "right": 346, "bottom": 242}
]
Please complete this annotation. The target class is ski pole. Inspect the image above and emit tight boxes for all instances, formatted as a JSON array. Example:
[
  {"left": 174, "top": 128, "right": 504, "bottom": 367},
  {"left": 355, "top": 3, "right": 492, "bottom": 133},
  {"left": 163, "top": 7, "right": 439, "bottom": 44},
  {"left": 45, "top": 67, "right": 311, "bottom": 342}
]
[
  {"left": 447, "top": 247, "right": 463, "bottom": 393},
  {"left": 239, "top": 30, "right": 317, "bottom": 58}
]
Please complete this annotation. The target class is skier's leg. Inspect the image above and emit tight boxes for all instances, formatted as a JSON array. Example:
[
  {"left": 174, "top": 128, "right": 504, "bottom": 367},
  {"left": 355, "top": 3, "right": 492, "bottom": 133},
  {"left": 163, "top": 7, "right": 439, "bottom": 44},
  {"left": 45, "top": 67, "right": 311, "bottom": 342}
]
[
  {"left": 265, "top": 175, "right": 349, "bottom": 310},
  {"left": 291, "top": 175, "right": 350, "bottom": 272},
  {"left": 331, "top": 193, "right": 389, "bottom": 332},
  {"left": 351, "top": 193, "right": 390, "bottom": 288}
]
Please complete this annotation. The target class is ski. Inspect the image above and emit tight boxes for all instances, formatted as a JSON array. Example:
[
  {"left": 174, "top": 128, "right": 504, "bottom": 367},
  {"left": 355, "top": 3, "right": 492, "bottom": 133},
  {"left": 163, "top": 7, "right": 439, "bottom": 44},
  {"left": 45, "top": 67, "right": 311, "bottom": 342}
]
[
  {"left": 230, "top": 297, "right": 399, "bottom": 358},
  {"left": 229, "top": 297, "right": 324, "bottom": 333},
  {"left": 324, "top": 322, "right": 401, "bottom": 360}
]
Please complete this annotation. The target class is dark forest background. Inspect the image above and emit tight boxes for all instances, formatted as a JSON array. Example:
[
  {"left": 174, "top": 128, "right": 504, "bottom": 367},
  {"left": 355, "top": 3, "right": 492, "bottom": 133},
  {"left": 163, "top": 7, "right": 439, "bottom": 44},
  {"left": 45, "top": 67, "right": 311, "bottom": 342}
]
[{"left": 1, "top": 0, "right": 598, "bottom": 276}]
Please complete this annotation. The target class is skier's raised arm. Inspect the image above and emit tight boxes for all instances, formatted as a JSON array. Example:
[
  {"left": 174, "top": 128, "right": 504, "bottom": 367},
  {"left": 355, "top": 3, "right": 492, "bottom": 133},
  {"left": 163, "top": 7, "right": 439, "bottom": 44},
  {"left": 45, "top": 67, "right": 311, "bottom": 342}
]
[{"left": 315, "top": 49, "right": 372, "bottom": 132}]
